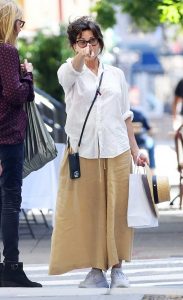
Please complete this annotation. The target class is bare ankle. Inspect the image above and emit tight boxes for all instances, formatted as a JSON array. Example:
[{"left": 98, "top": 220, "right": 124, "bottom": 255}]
[
  {"left": 92, "top": 268, "right": 102, "bottom": 272},
  {"left": 112, "top": 262, "right": 122, "bottom": 269}
]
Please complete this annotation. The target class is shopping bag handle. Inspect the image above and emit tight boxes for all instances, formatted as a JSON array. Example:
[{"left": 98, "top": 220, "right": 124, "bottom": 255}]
[{"left": 134, "top": 151, "right": 145, "bottom": 174}]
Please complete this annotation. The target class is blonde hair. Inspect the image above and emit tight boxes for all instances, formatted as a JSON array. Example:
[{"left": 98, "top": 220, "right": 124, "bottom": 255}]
[{"left": 0, "top": 0, "right": 22, "bottom": 45}]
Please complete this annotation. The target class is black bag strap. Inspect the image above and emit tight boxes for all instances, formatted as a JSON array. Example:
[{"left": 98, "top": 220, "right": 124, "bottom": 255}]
[
  {"left": 68, "top": 71, "right": 104, "bottom": 149},
  {"left": 141, "top": 174, "right": 153, "bottom": 204},
  {"left": 78, "top": 71, "right": 104, "bottom": 147}
]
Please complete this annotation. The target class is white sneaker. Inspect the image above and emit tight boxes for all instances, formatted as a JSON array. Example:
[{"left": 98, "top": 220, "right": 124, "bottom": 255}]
[
  {"left": 79, "top": 269, "right": 109, "bottom": 288},
  {"left": 110, "top": 268, "right": 130, "bottom": 288}
]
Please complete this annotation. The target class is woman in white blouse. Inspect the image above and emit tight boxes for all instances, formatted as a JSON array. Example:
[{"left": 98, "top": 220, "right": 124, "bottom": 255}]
[{"left": 49, "top": 16, "right": 148, "bottom": 288}]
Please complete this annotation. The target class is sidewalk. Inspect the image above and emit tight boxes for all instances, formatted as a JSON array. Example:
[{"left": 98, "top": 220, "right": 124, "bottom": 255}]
[
  {"left": 1, "top": 200, "right": 183, "bottom": 299},
  {"left": 0, "top": 200, "right": 181, "bottom": 299},
  {"left": 0, "top": 286, "right": 183, "bottom": 300}
]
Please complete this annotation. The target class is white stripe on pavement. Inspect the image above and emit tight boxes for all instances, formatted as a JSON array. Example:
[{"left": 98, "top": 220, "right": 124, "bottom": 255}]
[
  {"left": 23, "top": 258, "right": 183, "bottom": 288},
  {"left": 24, "top": 257, "right": 183, "bottom": 271}
]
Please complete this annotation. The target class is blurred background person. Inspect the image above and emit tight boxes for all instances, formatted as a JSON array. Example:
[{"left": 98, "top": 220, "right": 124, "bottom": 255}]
[
  {"left": 172, "top": 79, "right": 183, "bottom": 130},
  {"left": 131, "top": 108, "right": 156, "bottom": 173}
]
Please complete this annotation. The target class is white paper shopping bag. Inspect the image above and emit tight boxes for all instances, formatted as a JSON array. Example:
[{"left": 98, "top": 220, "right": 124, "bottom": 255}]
[{"left": 127, "top": 171, "right": 159, "bottom": 229}]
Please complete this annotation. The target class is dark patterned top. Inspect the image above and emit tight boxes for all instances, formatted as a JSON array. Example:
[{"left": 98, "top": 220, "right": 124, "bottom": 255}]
[{"left": 0, "top": 43, "right": 34, "bottom": 144}]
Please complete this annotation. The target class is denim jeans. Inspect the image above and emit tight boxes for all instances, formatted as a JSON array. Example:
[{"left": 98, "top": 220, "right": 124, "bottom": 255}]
[
  {"left": 136, "top": 135, "right": 156, "bottom": 169},
  {"left": 0, "top": 143, "right": 24, "bottom": 262},
  {"left": 143, "top": 136, "right": 156, "bottom": 169}
]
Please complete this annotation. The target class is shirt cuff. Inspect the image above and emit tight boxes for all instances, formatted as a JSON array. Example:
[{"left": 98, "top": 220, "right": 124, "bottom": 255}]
[
  {"left": 122, "top": 110, "right": 134, "bottom": 121},
  {"left": 67, "top": 58, "right": 82, "bottom": 76}
]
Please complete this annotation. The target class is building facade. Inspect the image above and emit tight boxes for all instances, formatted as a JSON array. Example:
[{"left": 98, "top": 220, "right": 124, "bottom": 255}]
[{"left": 17, "top": 0, "right": 95, "bottom": 32}]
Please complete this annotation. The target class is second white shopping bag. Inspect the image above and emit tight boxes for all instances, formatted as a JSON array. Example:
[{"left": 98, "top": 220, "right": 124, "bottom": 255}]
[{"left": 127, "top": 166, "right": 159, "bottom": 229}]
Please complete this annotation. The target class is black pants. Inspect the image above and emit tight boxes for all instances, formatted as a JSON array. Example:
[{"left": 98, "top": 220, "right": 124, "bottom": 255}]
[{"left": 0, "top": 143, "right": 24, "bottom": 262}]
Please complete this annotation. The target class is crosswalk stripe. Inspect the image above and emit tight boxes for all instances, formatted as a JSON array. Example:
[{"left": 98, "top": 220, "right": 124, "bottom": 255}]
[
  {"left": 133, "top": 281, "right": 183, "bottom": 287},
  {"left": 24, "top": 258, "right": 183, "bottom": 288},
  {"left": 24, "top": 258, "right": 183, "bottom": 271},
  {"left": 28, "top": 266, "right": 183, "bottom": 278}
]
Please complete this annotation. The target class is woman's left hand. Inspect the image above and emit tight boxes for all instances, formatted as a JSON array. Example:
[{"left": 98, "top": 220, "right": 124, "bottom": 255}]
[
  {"left": 24, "top": 59, "right": 33, "bottom": 72},
  {"left": 21, "top": 59, "right": 33, "bottom": 75},
  {"left": 133, "top": 152, "right": 149, "bottom": 167}
]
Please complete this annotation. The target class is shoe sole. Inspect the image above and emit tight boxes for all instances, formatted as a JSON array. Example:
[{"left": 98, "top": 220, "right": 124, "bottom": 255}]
[
  {"left": 2, "top": 281, "right": 42, "bottom": 287},
  {"left": 79, "top": 283, "right": 109, "bottom": 288},
  {"left": 110, "top": 284, "right": 130, "bottom": 288}
]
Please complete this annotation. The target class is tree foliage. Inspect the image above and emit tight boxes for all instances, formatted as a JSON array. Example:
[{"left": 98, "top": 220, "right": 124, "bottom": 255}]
[
  {"left": 91, "top": 0, "right": 183, "bottom": 31},
  {"left": 91, "top": 1, "right": 116, "bottom": 29}
]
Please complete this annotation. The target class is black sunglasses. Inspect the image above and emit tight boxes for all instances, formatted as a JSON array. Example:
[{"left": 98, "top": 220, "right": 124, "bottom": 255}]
[
  {"left": 76, "top": 38, "right": 98, "bottom": 48},
  {"left": 15, "top": 19, "right": 25, "bottom": 28}
]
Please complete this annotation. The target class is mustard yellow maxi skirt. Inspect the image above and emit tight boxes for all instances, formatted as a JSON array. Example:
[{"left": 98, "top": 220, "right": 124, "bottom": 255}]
[{"left": 49, "top": 149, "right": 133, "bottom": 275}]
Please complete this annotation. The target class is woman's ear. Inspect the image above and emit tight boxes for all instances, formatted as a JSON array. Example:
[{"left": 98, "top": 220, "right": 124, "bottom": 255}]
[
  {"left": 73, "top": 44, "right": 77, "bottom": 53},
  {"left": 14, "top": 21, "right": 18, "bottom": 33}
]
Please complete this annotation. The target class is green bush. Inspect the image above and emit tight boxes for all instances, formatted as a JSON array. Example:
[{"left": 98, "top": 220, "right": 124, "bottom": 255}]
[{"left": 18, "top": 26, "right": 73, "bottom": 102}]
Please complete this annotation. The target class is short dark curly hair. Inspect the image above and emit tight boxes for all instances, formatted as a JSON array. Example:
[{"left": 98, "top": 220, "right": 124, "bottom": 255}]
[{"left": 67, "top": 16, "right": 104, "bottom": 53}]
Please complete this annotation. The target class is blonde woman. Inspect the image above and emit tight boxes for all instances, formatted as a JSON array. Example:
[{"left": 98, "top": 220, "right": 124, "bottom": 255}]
[
  {"left": 0, "top": 0, "right": 42, "bottom": 287},
  {"left": 49, "top": 16, "right": 148, "bottom": 288}
]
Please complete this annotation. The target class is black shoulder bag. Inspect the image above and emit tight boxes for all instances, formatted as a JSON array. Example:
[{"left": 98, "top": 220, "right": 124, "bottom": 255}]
[{"left": 68, "top": 71, "right": 104, "bottom": 179}]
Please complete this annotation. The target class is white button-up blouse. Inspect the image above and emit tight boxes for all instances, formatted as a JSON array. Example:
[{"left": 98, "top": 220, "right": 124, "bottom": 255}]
[{"left": 57, "top": 58, "right": 133, "bottom": 159}]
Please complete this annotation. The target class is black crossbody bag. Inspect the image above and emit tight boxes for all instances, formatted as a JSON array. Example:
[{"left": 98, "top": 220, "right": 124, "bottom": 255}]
[{"left": 68, "top": 71, "right": 104, "bottom": 179}]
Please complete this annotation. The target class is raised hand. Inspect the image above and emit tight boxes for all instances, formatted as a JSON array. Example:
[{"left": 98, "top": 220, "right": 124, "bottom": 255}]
[
  {"left": 23, "top": 59, "right": 33, "bottom": 73},
  {"left": 76, "top": 44, "right": 94, "bottom": 58}
]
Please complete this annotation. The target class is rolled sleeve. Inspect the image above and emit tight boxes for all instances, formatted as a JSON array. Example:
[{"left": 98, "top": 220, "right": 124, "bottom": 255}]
[
  {"left": 120, "top": 71, "right": 133, "bottom": 120},
  {"left": 122, "top": 110, "right": 133, "bottom": 121}
]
